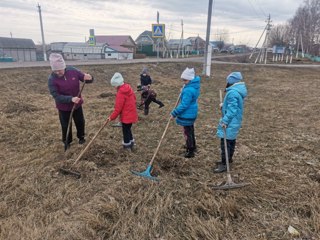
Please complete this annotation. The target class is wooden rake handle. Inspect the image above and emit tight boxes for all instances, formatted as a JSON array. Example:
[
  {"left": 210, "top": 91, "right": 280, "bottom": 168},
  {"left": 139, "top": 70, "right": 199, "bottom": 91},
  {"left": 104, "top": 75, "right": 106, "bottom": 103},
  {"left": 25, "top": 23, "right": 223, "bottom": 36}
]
[
  {"left": 65, "top": 82, "right": 86, "bottom": 144},
  {"left": 148, "top": 85, "right": 184, "bottom": 166},
  {"left": 73, "top": 119, "right": 109, "bottom": 165}
]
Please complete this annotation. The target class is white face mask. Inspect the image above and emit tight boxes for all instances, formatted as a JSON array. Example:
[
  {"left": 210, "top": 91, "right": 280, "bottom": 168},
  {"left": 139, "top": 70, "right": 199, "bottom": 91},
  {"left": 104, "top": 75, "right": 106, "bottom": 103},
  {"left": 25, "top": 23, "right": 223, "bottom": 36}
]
[{"left": 142, "top": 73, "right": 147, "bottom": 76}]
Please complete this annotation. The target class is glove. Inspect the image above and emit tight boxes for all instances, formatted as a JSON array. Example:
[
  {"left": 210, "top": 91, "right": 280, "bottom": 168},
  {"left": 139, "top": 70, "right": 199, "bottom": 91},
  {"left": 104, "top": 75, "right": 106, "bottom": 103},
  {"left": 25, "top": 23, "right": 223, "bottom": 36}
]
[{"left": 219, "top": 121, "right": 227, "bottom": 128}]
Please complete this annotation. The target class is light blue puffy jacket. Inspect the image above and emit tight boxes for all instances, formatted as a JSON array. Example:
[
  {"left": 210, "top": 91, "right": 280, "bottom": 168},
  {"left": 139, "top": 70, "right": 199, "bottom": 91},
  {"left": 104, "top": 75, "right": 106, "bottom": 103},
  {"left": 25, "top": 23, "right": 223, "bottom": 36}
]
[
  {"left": 171, "top": 76, "right": 201, "bottom": 126},
  {"left": 217, "top": 82, "right": 247, "bottom": 140}
]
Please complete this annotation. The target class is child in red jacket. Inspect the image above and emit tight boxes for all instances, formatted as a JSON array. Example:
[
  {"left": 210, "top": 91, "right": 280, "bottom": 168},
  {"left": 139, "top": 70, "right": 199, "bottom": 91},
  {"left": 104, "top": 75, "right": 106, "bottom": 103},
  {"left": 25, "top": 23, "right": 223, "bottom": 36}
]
[{"left": 108, "top": 73, "right": 138, "bottom": 150}]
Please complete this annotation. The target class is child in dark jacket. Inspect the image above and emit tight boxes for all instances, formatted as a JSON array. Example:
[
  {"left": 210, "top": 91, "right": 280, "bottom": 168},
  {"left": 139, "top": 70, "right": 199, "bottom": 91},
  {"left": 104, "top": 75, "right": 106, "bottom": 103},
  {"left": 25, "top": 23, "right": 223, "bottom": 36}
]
[
  {"left": 171, "top": 67, "right": 201, "bottom": 158},
  {"left": 139, "top": 67, "right": 164, "bottom": 115},
  {"left": 107, "top": 73, "right": 138, "bottom": 150}
]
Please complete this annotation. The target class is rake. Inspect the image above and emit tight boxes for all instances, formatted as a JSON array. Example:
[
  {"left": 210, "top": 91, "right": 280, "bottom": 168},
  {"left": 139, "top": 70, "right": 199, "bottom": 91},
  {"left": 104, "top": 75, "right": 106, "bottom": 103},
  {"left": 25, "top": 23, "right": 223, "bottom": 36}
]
[
  {"left": 131, "top": 86, "right": 183, "bottom": 181},
  {"left": 213, "top": 90, "right": 250, "bottom": 190},
  {"left": 64, "top": 82, "right": 86, "bottom": 151},
  {"left": 59, "top": 119, "right": 109, "bottom": 178}
]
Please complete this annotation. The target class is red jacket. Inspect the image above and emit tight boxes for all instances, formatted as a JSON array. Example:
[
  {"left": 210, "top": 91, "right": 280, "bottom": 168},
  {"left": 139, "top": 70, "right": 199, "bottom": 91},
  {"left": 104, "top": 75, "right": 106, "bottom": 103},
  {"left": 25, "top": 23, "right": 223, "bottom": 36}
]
[{"left": 110, "top": 83, "right": 138, "bottom": 123}]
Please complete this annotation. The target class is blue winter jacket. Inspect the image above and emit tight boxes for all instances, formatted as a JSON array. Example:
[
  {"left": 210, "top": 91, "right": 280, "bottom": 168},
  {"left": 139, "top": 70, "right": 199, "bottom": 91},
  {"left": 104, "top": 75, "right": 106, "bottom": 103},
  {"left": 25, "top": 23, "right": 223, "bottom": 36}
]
[
  {"left": 217, "top": 82, "right": 247, "bottom": 140},
  {"left": 171, "top": 76, "right": 201, "bottom": 126}
]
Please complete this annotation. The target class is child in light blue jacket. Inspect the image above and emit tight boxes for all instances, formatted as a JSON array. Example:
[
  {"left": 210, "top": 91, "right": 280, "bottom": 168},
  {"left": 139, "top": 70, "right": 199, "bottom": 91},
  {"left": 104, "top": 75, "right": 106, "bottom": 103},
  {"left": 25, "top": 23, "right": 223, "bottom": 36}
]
[
  {"left": 214, "top": 72, "right": 247, "bottom": 173},
  {"left": 171, "top": 67, "right": 201, "bottom": 158}
]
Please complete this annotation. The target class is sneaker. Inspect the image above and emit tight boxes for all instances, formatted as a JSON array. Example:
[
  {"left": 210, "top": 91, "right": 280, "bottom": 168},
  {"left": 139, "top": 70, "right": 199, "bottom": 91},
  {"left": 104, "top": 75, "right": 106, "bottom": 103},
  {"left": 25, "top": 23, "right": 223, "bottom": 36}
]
[
  {"left": 79, "top": 138, "right": 86, "bottom": 144},
  {"left": 213, "top": 164, "right": 227, "bottom": 173}
]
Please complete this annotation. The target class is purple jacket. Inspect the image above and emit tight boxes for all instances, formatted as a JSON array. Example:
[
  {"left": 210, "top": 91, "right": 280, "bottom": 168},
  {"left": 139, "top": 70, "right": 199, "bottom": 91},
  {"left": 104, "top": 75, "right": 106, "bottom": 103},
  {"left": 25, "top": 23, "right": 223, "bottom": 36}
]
[{"left": 48, "top": 66, "right": 93, "bottom": 111}]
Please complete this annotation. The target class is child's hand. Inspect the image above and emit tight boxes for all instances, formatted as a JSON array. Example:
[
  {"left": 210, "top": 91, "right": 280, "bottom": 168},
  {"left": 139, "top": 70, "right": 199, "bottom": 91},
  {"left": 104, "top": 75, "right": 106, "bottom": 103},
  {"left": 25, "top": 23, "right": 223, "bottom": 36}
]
[{"left": 220, "top": 122, "right": 227, "bottom": 128}]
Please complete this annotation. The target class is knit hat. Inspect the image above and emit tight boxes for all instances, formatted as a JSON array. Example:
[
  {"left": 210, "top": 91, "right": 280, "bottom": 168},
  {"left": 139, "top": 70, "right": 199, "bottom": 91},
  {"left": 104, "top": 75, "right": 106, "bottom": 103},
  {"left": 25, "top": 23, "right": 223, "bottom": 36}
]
[
  {"left": 111, "top": 72, "right": 124, "bottom": 87},
  {"left": 181, "top": 67, "right": 195, "bottom": 80},
  {"left": 49, "top": 53, "right": 66, "bottom": 71},
  {"left": 141, "top": 67, "right": 148, "bottom": 74},
  {"left": 226, "top": 72, "right": 243, "bottom": 84}
]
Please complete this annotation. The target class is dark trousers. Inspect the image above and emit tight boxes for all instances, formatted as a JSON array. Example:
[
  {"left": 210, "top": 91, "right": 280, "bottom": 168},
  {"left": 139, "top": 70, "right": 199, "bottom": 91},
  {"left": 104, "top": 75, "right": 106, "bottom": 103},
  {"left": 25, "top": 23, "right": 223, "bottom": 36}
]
[
  {"left": 59, "top": 106, "right": 85, "bottom": 143},
  {"left": 144, "top": 97, "right": 163, "bottom": 110},
  {"left": 183, "top": 125, "right": 196, "bottom": 151},
  {"left": 122, "top": 123, "right": 133, "bottom": 146},
  {"left": 220, "top": 138, "right": 236, "bottom": 164}
]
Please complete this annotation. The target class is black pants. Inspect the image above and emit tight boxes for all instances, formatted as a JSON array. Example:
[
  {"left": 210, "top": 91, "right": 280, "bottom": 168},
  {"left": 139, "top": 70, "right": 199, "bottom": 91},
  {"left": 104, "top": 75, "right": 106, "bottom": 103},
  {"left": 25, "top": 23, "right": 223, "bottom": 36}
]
[
  {"left": 122, "top": 123, "right": 133, "bottom": 147},
  {"left": 144, "top": 97, "right": 163, "bottom": 110},
  {"left": 183, "top": 125, "right": 196, "bottom": 151},
  {"left": 59, "top": 106, "right": 85, "bottom": 143},
  {"left": 220, "top": 138, "right": 236, "bottom": 164}
]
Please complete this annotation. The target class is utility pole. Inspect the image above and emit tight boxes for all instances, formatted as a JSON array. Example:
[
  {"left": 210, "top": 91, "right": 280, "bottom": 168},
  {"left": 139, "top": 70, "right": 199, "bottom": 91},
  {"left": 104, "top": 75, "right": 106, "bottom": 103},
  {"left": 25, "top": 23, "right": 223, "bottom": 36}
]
[
  {"left": 254, "top": 14, "right": 271, "bottom": 64},
  {"left": 37, "top": 3, "right": 47, "bottom": 61},
  {"left": 263, "top": 14, "right": 271, "bottom": 64},
  {"left": 177, "top": 19, "right": 184, "bottom": 58},
  {"left": 203, "top": 0, "right": 213, "bottom": 76},
  {"left": 156, "top": 11, "right": 160, "bottom": 63},
  {"left": 249, "top": 24, "right": 267, "bottom": 59},
  {"left": 181, "top": 20, "right": 184, "bottom": 57}
]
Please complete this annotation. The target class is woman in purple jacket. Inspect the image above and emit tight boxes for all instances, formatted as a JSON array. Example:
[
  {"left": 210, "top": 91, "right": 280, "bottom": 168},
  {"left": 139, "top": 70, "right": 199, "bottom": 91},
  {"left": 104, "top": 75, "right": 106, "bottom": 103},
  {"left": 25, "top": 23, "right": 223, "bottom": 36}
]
[{"left": 48, "top": 53, "right": 93, "bottom": 148}]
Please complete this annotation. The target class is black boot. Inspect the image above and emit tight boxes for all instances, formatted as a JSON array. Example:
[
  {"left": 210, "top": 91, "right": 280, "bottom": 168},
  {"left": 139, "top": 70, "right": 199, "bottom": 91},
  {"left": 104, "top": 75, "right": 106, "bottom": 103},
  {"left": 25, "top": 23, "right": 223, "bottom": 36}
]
[
  {"left": 144, "top": 109, "right": 149, "bottom": 115},
  {"left": 213, "top": 164, "right": 227, "bottom": 173},
  {"left": 184, "top": 149, "right": 195, "bottom": 158},
  {"left": 158, "top": 102, "right": 165, "bottom": 108}
]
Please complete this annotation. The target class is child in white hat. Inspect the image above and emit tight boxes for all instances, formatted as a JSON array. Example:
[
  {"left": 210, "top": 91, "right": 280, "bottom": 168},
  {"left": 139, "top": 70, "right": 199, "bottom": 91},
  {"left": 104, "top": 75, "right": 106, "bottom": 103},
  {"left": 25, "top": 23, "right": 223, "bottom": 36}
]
[{"left": 108, "top": 73, "right": 138, "bottom": 150}]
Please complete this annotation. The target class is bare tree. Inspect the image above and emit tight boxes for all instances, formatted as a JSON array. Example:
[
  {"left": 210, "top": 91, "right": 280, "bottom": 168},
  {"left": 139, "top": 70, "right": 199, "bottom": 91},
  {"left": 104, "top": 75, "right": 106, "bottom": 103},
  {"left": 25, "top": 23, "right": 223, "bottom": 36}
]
[
  {"left": 268, "top": 24, "right": 291, "bottom": 46},
  {"left": 289, "top": 0, "right": 320, "bottom": 55}
]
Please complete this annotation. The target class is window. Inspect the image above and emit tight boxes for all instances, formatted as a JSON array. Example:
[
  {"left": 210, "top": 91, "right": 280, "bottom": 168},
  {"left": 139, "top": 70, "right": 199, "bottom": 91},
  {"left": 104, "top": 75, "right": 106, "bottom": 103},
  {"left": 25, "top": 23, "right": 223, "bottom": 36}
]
[{"left": 108, "top": 53, "right": 111, "bottom": 56}]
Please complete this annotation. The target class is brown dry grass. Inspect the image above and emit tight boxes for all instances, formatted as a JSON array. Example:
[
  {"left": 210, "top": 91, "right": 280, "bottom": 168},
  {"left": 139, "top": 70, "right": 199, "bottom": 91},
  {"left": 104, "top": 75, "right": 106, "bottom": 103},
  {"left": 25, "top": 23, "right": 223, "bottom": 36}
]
[{"left": 0, "top": 62, "right": 319, "bottom": 240}]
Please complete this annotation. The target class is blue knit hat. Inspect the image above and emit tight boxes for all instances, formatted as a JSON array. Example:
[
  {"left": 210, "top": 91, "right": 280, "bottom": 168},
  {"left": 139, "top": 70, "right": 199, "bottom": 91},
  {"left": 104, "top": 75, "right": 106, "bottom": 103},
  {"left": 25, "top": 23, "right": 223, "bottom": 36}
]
[{"left": 226, "top": 72, "right": 243, "bottom": 84}]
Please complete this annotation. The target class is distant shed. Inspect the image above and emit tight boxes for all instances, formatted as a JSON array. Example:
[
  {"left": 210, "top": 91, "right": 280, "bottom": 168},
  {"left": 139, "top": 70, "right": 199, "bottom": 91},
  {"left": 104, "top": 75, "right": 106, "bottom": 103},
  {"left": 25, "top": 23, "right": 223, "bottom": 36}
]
[{"left": 0, "top": 37, "right": 36, "bottom": 62}]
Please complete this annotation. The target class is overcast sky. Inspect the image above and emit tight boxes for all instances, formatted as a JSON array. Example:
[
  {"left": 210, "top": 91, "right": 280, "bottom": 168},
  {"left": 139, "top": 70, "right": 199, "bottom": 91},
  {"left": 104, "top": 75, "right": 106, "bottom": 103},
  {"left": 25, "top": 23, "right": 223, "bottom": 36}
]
[{"left": 0, "top": 0, "right": 303, "bottom": 46}]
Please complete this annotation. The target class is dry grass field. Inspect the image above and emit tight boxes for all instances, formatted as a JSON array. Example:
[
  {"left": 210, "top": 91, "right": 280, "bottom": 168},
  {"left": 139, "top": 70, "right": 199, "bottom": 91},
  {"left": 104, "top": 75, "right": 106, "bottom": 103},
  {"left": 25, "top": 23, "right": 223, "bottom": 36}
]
[{"left": 0, "top": 61, "right": 319, "bottom": 240}]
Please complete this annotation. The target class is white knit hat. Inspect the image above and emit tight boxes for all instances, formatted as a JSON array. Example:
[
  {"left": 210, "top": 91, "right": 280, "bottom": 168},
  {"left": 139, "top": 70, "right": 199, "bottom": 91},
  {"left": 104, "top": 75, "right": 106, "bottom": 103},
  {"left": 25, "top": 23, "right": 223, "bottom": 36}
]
[
  {"left": 111, "top": 72, "right": 124, "bottom": 87},
  {"left": 181, "top": 67, "right": 195, "bottom": 80},
  {"left": 49, "top": 53, "right": 66, "bottom": 71}
]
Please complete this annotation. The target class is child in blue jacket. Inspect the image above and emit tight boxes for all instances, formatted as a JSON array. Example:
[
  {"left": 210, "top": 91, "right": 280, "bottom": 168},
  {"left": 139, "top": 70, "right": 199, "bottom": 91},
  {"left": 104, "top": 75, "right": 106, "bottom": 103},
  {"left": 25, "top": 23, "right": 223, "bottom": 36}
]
[
  {"left": 214, "top": 72, "right": 248, "bottom": 173},
  {"left": 171, "top": 67, "right": 201, "bottom": 158}
]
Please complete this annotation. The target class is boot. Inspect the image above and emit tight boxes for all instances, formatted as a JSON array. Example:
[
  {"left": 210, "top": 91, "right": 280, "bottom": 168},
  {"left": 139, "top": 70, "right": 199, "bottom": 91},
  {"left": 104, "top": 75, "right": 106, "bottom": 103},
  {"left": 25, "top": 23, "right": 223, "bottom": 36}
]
[
  {"left": 184, "top": 149, "right": 195, "bottom": 158},
  {"left": 213, "top": 164, "right": 227, "bottom": 173},
  {"left": 144, "top": 109, "right": 149, "bottom": 115},
  {"left": 158, "top": 102, "right": 165, "bottom": 108},
  {"left": 183, "top": 144, "right": 198, "bottom": 153},
  {"left": 130, "top": 140, "right": 135, "bottom": 150},
  {"left": 78, "top": 138, "right": 86, "bottom": 144},
  {"left": 215, "top": 160, "right": 233, "bottom": 165}
]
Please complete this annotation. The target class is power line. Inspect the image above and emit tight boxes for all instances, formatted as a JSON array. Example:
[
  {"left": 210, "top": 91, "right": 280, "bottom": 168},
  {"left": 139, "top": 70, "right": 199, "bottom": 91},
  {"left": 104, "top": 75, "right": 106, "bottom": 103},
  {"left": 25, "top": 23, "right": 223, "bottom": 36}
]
[{"left": 254, "top": 0, "right": 267, "bottom": 17}]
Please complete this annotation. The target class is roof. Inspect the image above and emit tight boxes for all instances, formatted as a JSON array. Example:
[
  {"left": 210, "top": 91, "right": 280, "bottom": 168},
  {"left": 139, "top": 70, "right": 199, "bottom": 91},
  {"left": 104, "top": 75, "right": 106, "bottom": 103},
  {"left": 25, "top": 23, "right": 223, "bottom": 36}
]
[
  {"left": 135, "top": 31, "right": 154, "bottom": 44},
  {"left": 0, "top": 37, "right": 36, "bottom": 49},
  {"left": 62, "top": 42, "right": 105, "bottom": 54},
  {"left": 168, "top": 39, "right": 192, "bottom": 47},
  {"left": 187, "top": 36, "right": 205, "bottom": 42},
  {"left": 105, "top": 45, "right": 133, "bottom": 53},
  {"left": 95, "top": 35, "right": 136, "bottom": 47}
]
